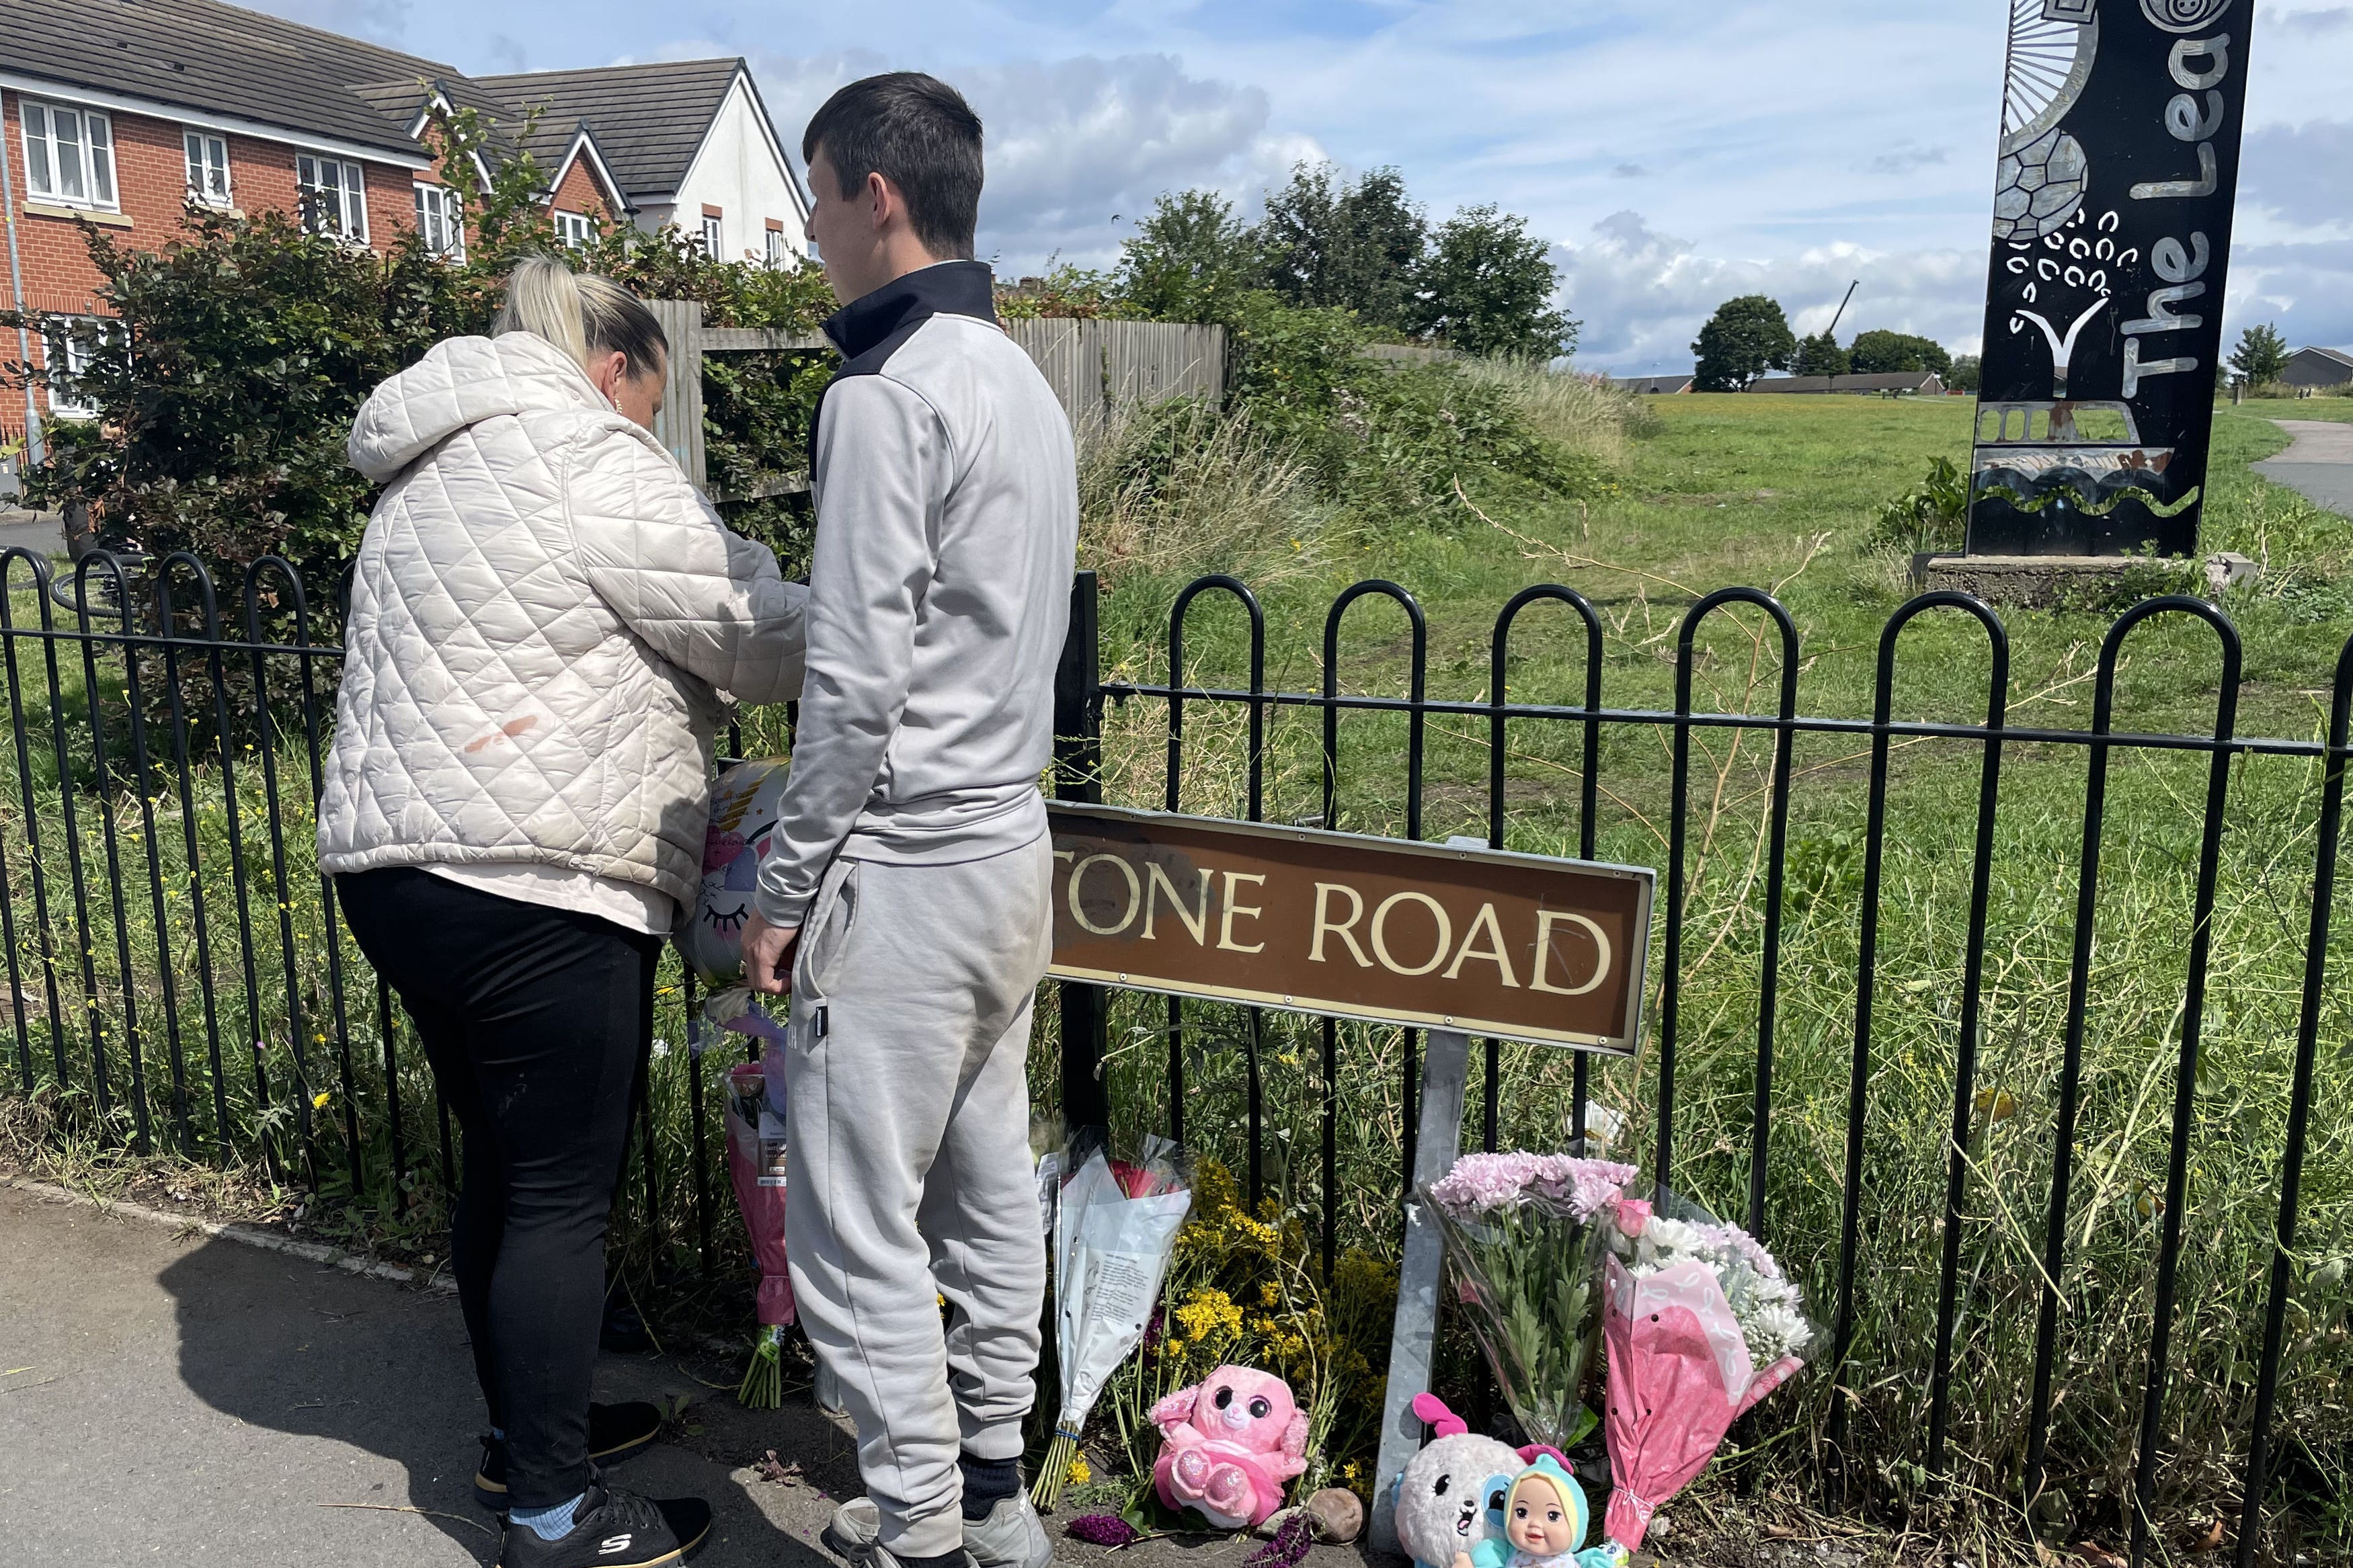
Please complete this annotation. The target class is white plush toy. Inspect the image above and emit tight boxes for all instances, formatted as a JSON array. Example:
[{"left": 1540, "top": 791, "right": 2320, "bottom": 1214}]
[{"left": 1391, "top": 1395, "right": 1525, "bottom": 1568}]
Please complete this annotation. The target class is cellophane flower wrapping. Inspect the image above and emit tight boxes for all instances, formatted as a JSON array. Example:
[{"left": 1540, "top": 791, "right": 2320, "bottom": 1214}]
[
  {"left": 1031, "top": 1132, "right": 1193, "bottom": 1511},
  {"left": 1597, "top": 1189, "right": 1810, "bottom": 1550},
  {"left": 723, "top": 1059, "right": 795, "bottom": 1407},
  {"left": 1421, "top": 1151, "right": 1638, "bottom": 1452}
]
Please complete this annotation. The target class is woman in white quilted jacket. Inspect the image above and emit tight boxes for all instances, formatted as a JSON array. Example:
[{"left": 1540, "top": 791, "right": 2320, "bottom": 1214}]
[{"left": 318, "top": 256, "right": 804, "bottom": 1568}]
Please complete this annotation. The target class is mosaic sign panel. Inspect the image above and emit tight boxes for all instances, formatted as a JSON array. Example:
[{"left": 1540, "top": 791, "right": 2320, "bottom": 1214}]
[{"left": 1965, "top": 0, "right": 2254, "bottom": 556}]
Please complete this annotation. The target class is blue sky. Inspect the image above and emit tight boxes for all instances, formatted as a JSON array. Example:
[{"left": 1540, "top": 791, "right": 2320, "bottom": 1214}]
[{"left": 274, "top": 0, "right": 2352, "bottom": 373}]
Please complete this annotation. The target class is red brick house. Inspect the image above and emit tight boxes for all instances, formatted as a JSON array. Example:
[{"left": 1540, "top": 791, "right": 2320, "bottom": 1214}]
[{"left": 1, "top": 0, "right": 811, "bottom": 466}]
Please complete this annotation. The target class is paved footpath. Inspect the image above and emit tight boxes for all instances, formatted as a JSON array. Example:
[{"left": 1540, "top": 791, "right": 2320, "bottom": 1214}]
[
  {"left": 2254, "top": 419, "right": 2353, "bottom": 518},
  {"left": 0, "top": 1182, "right": 1364, "bottom": 1568},
  {"left": 0, "top": 1182, "right": 856, "bottom": 1567}
]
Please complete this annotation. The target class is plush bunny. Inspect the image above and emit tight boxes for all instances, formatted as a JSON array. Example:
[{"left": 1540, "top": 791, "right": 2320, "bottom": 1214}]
[
  {"left": 1390, "top": 1395, "right": 1524, "bottom": 1568},
  {"left": 1150, "top": 1366, "right": 1310, "bottom": 1529}
]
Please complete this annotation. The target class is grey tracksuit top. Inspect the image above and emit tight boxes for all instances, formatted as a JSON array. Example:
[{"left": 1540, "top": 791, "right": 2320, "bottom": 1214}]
[{"left": 754, "top": 261, "right": 1078, "bottom": 929}]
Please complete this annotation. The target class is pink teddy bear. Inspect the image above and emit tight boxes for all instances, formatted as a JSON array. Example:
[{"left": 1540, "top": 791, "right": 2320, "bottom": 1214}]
[{"left": 1150, "top": 1365, "right": 1309, "bottom": 1530}]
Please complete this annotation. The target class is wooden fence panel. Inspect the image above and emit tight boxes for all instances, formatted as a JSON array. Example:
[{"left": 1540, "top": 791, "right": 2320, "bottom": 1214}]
[
  {"left": 659, "top": 303, "right": 1228, "bottom": 495},
  {"left": 1002, "top": 318, "right": 1225, "bottom": 429},
  {"left": 645, "top": 298, "right": 707, "bottom": 490}
]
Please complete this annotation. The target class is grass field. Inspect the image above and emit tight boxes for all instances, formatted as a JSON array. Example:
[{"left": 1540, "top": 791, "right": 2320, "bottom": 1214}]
[{"left": 2248, "top": 395, "right": 2353, "bottom": 425}]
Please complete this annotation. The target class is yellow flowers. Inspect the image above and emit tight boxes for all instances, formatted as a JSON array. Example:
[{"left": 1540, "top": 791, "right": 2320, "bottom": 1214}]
[
  {"left": 311, "top": 1089, "right": 329, "bottom": 1109},
  {"left": 1065, "top": 1455, "right": 1092, "bottom": 1487},
  {"left": 1174, "top": 1286, "right": 1243, "bottom": 1346}
]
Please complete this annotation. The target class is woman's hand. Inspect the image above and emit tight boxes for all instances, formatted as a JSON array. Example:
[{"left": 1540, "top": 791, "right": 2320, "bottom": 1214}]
[{"left": 740, "top": 909, "right": 800, "bottom": 995}]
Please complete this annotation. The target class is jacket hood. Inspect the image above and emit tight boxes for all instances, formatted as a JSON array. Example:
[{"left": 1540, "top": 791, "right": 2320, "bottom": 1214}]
[{"left": 348, "top": 332, "right": 607, "bottom": 483}]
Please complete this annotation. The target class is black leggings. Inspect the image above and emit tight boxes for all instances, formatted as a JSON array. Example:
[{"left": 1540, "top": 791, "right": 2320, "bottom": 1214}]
[{"left": 338, "top": 866, "right": 660, "bottom": 1509}]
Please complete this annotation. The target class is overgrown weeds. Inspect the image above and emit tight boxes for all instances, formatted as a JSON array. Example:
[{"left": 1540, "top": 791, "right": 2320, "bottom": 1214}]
[
  {"left": 1078, "top": 401, "right": 1339, "bottom": 593},
  {"left": 1455, "top": 358, "right": 1659, "bottom": 468}
]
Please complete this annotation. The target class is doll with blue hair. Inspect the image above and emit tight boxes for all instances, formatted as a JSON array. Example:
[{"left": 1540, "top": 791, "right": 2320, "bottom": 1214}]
[{"left": 1447, "top": 1454, "right": 1627, "bottom": 1568}]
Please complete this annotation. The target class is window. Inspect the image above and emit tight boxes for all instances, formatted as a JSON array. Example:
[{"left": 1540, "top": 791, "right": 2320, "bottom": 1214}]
[
  {"left": 185, "top": 130, "right": 231, "bottom": 206},
  {"left": 552, "top": 210, "right": 594, "bottom": 250},
  {"left": 699, "top": 213, "right": 722, "bottom": 257},
  {"left": 42, "top": 317, "right": 113, "bottom": 419},
  {"left": 413, "top": 182, "right": 464, "bottom": 259},
  {"left": 764, "top": 226, "right": 787, "bottom": 267},
  {"left": 296, "top": 154, "right": 368, "bottom": 241},
  {"left": 20, "top": 99, "right": 116, "bottom": 208}
]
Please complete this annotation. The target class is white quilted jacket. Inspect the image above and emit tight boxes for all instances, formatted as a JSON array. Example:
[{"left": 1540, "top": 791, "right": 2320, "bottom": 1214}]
[{"left": 317, "top": 332, "right": 807, "bottom": 908}]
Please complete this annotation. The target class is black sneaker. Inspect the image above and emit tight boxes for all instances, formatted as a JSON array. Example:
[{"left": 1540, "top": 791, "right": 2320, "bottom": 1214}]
[
  {"left": 476, "top": 1401, "right": 665, "bottom": 1512},
  {"left": 497, "top": 1483, "right": 712, "bottom": 1568}
]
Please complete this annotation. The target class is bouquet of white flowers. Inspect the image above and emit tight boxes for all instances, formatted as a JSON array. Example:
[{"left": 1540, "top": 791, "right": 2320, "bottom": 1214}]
[{"left": 1596, "top": 1191, "right": 1810, "bottom": 1551}]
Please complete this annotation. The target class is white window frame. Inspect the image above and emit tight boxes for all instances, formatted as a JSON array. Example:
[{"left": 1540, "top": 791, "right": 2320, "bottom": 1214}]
[
  {"left": 699, "top": 213, "right": 723, "bottom": 257},
  {"left": 42, "top": 317, "right": 114, "bottom": 419},
  {"left": 296, "top": 153, "right": 369, "bottom": 243},
  {"left": 19, "top": 97, "right": 118, "bottom": 210},
  {"left": 552, "top": 210, "right": 594, "bottom": 250},
  {"left": 764, "top": 226, "right": 787, "bottom": 267},
  {"left": 413, "top": 181, "right": 465, "bottom": 259},
  {"left": 184, "top": 128, "right": 231, "bottom": 208}
]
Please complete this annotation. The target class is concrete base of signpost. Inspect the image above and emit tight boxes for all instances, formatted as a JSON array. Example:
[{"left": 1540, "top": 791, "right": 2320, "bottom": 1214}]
[{"left": 1912, "top": 550, "right": 2254, "bottom": 609}]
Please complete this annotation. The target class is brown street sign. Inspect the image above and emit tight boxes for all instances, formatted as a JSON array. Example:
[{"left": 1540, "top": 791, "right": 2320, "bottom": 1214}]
[{"left": 1047, "top": 803, "right": 1654, "bottom": 1054}]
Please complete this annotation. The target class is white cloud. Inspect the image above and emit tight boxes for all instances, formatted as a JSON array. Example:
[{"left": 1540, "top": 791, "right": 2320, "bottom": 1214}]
[
  {"left": 735, "top": 49, "right": 1318, "bottom": 272},
  {"left": 248, "top": 0, "right": 412, "bottom": 46},
  {"left": 1556, "top": 211, "right": 1986, "bottom": 372},
  {"left": 264, "top": 0, "right": 2353, "bottom": 355},
  {"left": 2227, "top": 237, "right": 2353, "bottom": 353}
]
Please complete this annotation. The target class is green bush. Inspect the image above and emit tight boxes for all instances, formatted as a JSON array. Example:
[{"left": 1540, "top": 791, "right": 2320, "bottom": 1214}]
[
  {"left": 1, "top": 102, "right": 834, "bottom": 612},
  {"left": 1867, "top": 453, "right": 1970, "bottom": 554},
  {"left": 1220, "top": 290, "right": 1600, "bottom": 522}
]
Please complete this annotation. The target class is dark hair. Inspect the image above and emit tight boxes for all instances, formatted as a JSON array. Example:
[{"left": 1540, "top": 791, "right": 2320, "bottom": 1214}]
[
  {"left": 494, "top": 255, "right": 667, "bottom": 381},
  {"left": 802, "top": 73, "right": 984, "bottom": 260}
]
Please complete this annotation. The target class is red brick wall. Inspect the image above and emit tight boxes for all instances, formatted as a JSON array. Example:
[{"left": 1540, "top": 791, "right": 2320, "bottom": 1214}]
[
  {"left": 2, "top": 86, "right": 420, "bottom": 427},
  {"left": 547, "top": 154, "right": 612, "bottom": 223}
]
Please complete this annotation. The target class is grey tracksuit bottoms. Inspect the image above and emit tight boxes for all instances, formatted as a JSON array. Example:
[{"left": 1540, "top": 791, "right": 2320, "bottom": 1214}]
[{"left": 783, "top": 834, "right": 1055, "bottom": 1557}]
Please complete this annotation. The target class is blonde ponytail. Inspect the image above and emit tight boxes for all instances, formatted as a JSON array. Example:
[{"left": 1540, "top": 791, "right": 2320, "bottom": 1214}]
[{"left": 493, "top": 254, "right": 667, "bottom": 380}]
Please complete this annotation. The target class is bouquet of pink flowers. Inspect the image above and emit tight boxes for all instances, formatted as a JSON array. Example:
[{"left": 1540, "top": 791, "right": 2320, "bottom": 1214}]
[
  {"left": 1597, "top": 1193, "right": 1810, "bottom": 1551},
  {"left": 722, "top": 1057, "right": 795, "bottom": 1407},
  {"left": 1423, "top": 1151, "right": 1639, "bottom": 1450}
]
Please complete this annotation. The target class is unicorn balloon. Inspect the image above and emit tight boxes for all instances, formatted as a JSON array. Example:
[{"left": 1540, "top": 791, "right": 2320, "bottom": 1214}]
[{"left": 678, "top": 757, "right": 791, "bottom": 986}]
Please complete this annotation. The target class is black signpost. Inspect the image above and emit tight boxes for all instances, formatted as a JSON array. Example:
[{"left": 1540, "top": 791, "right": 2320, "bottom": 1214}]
[{"left": 1964, "top": 1, "right": 2255, "bottom": 558}]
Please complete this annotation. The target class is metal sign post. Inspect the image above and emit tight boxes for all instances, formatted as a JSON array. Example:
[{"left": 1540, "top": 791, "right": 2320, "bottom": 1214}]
[{"left": 1369, "top": 1021, "right": 1472, "bottom": 1557}]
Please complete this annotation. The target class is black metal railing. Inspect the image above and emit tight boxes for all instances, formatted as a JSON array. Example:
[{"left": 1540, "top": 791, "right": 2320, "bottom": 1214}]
[
  {"left": 1060, "top": 570, "right": 2344, "bottom": 1568},
  {"left": 0, "top": 550, "right": 2342, "bottom": 1567}
]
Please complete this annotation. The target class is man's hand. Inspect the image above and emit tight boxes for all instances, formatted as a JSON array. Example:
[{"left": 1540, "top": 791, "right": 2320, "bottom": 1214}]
[{"left": 740, "top": 909, "right": 801, "bottom": 996}]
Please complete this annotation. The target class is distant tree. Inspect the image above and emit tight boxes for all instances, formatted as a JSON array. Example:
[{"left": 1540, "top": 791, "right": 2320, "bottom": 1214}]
[
  {"left": 1115, "top": 190, "right": 1254, "bottom": 323},
  {"left": 1792, "top": 330, "right": 1850, "bottom": 378},
  {"left": 1848, "top": 329, "right": 1954, "bottom": 377},
  {"left": 1252, "top": 162, "right": 1428, "bottom": 331},
  {"left": 2229, "top": 322, "right": 2290, "bottom": 388},
  {"left": 1691, "top": 295, "right": 1796, "bottom": 390},
  {"left": 1409, "top": 204, "right": 1576, "bottom": 360},
  {"left": 1948, "top": 354, "right": 1983, "bottom": 393}
]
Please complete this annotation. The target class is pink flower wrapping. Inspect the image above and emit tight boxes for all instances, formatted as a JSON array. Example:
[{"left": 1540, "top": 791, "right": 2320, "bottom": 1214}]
[{"left": 1599, "top": 1253, "right": 1801, "bottom": 1551}]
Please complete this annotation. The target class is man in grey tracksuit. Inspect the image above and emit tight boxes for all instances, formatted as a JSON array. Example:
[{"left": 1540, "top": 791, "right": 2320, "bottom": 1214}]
[{"left": 739, "top": 73, "right": 1074, "bottom": 1568}]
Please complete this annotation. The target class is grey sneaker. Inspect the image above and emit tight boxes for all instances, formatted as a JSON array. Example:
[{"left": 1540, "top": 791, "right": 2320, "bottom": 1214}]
[
  {"left": 965, "top": 1494, "right": 1053, "bottom": 1568},
  {"left": 827, "top": 1495, "right": 1049, "bottom": 1568}
]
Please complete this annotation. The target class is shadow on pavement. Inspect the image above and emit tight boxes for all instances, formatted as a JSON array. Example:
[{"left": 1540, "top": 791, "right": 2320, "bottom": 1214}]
[
  {"left": 159, "top": 1237, "right": 510, "bottom": 1561},
  {"left": 155, "top": 1233, "right": 853, "bottom": 1565}
]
